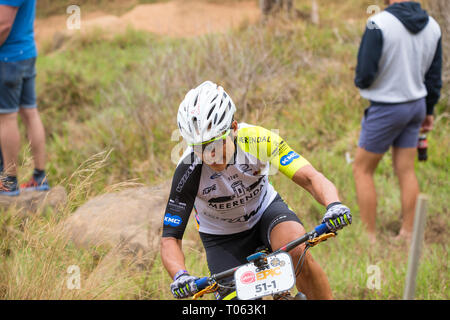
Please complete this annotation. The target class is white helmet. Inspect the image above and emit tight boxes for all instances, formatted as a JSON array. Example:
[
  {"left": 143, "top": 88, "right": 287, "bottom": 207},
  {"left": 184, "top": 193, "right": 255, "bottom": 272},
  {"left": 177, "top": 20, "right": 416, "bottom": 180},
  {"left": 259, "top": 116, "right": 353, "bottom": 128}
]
[{"left": 177, "top": 81, "right": 236, "bottom": 146}]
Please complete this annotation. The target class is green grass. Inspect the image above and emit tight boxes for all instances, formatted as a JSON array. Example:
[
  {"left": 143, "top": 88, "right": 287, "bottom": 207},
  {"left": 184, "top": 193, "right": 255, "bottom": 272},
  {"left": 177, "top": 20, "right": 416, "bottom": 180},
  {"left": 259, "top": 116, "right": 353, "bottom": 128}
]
[{"left": 1, "top": 0, "right": 448, "bottom": 300}]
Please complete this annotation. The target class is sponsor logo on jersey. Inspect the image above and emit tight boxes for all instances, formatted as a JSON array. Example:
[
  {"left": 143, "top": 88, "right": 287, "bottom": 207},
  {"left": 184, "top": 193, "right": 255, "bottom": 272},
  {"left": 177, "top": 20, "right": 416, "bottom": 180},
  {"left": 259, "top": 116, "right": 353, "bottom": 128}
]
[
  {"left": 210, "top": 172, "right": 222, "bottom": 179},
  {"left": 176, "top": 157, "right": 201, "bottom": 192},
  {"left": 167, "top": 198, "right": 187, "bottom": 214},
  {"left": 240, "top": 271, "right": 256, "bottom": 284},
  {"left": 202, "top": 190, "right": 267, "bottom": 223},
  {"left": 164, "top": 213, "right": 182, "bottom": 227},
  {"left": 238, "top": 136, "right": 271, "bottom": 144},
  {"left": 202, "top": 184, "right": 216, "bottom": 195},
  {"left": 280, "top": 151, "right": 300, "bottom": 166},
  {"left": 239, "top": 163, "right": 254, "bottom": 174},
  {"left": 277, "top": 140, "right": 288, "bottom": 154},
  {"left": 207, "top": 177, "right": 265, "bottom": 211},
  {"left": 231, "top": 180, "right": 246, "bottom": 197}
]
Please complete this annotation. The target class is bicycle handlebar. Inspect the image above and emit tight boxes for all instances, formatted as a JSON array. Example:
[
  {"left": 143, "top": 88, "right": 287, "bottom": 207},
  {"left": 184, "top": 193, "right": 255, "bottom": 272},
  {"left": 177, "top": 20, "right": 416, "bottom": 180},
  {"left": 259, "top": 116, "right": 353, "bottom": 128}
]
[
  {"left": 314, "top": 222, "right": 329, "bottom": 236},
  {"left": 195, "top": 276, "right": 210, "bottom": 289},
  {"left": 194, "top": 223, "right": 331, "bottom": 291}
]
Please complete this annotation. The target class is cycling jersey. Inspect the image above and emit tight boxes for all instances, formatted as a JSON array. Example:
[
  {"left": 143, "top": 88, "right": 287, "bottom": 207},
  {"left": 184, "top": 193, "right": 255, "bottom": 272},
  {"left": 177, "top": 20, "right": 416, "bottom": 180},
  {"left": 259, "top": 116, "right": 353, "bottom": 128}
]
[{"left": 162, "top": 122, "right": 310, "bottom": 238}]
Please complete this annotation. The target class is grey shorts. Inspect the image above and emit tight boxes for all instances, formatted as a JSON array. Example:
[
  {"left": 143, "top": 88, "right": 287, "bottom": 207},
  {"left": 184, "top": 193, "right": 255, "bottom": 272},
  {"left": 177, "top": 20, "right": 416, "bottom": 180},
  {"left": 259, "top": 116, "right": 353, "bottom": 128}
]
[{"left": 358, "top": 98, "right": 426, "bottom": 154}]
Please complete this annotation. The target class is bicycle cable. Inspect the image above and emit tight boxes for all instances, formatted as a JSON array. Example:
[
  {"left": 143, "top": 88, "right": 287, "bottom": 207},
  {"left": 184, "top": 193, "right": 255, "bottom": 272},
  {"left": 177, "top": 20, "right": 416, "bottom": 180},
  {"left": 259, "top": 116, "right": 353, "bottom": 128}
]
[
  {"left": 217, "top": 281, "right": 236, "bottom": 290},
  {"left": 294, "top": 244, "right": 311, "bottom": 277}
]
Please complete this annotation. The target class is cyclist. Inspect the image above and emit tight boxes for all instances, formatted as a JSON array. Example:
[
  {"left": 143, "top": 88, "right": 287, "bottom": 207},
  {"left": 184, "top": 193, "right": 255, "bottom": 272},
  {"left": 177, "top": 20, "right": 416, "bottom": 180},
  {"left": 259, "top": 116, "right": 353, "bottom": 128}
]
[{"left": 161, "top": 81, "right": 352, "bottom": 300}]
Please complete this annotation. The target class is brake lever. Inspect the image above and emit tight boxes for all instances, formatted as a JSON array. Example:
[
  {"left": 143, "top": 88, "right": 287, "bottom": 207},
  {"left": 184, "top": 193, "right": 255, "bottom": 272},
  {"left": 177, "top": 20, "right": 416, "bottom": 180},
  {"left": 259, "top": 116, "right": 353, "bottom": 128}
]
[{"left": 307, "top": 232, "right": 337, "bottom": 247}]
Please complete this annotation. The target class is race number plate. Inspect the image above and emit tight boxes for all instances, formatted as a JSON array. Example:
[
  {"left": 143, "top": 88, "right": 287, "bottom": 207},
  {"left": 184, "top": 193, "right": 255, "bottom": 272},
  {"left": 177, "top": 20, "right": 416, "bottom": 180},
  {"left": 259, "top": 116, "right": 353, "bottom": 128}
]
[{"left": 234, "top": 252, "right": 295, "bottom": 300}]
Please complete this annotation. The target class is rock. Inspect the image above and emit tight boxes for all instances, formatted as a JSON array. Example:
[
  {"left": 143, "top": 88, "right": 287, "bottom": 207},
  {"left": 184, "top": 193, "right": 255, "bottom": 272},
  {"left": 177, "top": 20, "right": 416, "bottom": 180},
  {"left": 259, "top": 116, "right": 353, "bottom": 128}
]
[
  {"left": 61, "top": 181, "right": 171, "bottom": 269},
  {"left": 0, "top": 185, "right": 67, "bottom": 214}
]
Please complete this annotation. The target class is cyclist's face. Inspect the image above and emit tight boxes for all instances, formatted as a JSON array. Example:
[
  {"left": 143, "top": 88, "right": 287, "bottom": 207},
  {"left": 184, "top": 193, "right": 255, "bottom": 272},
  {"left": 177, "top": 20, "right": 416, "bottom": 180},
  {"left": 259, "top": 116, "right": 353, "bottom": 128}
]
[
  {"left": 193, "top": 121, "right": 237, "bottom": 171},
  {"left": 194, "top": 135, "right": 234, "bottom": 171}
]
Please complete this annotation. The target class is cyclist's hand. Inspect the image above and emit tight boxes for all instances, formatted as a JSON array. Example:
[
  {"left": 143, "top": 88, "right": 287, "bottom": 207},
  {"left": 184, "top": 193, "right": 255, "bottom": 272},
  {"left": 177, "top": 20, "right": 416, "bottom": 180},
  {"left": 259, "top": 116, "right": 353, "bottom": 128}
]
[
  {"left": 322, "top": 202, "right": 352, "bottom": 232},
  {"left": 170, "top": 271, "right": 199, "bottom": 299}
]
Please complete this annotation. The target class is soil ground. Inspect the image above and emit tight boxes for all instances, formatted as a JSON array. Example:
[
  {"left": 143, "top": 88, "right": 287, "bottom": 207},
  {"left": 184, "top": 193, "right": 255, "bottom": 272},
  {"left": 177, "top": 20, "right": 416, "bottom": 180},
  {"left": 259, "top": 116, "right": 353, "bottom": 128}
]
[{"left": 34, "top": 0, "right": 261, "bottom": 48}]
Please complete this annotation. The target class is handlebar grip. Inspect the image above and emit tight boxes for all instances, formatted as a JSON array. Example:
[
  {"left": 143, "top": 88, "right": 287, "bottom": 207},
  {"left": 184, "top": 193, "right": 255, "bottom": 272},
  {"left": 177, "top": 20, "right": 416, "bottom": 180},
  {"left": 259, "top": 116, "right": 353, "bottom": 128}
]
[
  {"left": 314, "top": 223, "right": 329, "bottom": 236},
  {"left": 195, "top": 277, "right": 210, "bottom": 290}
]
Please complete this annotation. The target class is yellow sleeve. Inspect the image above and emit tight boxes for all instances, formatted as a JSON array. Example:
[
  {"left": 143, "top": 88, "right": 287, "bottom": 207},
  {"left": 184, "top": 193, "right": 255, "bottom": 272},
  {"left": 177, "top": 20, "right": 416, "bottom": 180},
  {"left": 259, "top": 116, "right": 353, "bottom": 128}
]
[{"left": 236, "top": 125, "right": 310, "bottom": 179}]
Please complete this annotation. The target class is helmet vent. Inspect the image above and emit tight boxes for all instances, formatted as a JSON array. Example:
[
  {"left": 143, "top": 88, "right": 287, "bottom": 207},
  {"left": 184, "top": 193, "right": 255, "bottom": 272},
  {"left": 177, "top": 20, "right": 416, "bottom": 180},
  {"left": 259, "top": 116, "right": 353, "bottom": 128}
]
[
  {"left": 207, "top": 105, "right": 216, "bottom": 120},
  {"left": 192, "top": 117, "right": 200, "bottom": 135},
  {"left": 194, "top": 95, "right": 199, "bottom": 107},
  {"left": 218, "top": 111, "right": 226, "bottom": 125}
]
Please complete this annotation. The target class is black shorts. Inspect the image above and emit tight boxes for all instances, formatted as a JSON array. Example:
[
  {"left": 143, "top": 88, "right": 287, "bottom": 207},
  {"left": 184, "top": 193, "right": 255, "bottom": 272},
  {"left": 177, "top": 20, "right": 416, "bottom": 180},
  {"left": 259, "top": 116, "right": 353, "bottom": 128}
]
[{"left": 199, "top": 194, "right": 302, "bottom": 298}]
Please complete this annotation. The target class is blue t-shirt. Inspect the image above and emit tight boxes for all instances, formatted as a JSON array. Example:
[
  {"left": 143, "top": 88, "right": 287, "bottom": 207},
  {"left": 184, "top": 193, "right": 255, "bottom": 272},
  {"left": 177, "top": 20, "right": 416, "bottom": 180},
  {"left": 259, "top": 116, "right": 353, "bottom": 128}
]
[{"left": 0, "top": 0, "right": 37, "bottom": 62}]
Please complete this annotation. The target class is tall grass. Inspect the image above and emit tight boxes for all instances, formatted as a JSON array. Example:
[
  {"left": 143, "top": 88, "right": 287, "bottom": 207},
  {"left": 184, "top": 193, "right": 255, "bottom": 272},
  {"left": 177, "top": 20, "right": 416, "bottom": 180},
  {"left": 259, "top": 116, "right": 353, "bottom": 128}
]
[{"left": 1, "top": 0, "right": 448, "bottom": 299}]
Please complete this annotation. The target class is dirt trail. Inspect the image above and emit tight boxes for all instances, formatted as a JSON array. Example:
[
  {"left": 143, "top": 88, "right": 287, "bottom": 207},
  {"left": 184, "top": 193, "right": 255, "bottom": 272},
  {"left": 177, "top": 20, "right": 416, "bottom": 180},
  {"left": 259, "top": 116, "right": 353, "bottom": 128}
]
[{"left": 34, "top": 0, "right": 260, "bottom": 48}]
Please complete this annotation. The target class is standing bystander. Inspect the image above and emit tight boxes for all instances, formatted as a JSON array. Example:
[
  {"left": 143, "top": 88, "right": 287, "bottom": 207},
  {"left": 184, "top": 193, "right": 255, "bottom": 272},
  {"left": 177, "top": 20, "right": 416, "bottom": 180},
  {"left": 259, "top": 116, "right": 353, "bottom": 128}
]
[
  {"left": 0, "top": 0, "right": 49, "bottom": 196},
  {"left": 353, "top": 0, "right": 442, "bottom": 243}
]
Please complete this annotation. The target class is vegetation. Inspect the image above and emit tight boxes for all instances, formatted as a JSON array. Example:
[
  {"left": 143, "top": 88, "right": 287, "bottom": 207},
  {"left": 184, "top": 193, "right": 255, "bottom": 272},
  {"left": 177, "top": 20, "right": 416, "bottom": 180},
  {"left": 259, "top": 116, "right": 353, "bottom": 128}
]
[{"left": 0, "top": 0, "right": 448, "bottom": 299}]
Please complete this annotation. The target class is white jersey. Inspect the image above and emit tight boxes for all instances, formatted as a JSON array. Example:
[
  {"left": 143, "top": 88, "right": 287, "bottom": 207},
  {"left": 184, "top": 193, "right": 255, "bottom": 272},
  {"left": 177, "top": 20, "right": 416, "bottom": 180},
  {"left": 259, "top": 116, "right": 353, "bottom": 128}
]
[{"left": 162, "top": 123, "right": 310, "bottom": 237}]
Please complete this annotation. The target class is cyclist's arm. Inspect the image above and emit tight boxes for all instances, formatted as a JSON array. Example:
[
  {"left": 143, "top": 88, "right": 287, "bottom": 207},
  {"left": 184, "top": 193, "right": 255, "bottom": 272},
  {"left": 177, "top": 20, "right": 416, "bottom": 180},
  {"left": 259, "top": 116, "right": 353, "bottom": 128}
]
[
  {"left": 291, "top": 164, "right": 340, "bottom": 207},
  {"left": 161, "top": 152, "right": 202, "bottom": 279},
  {"left": 161, "top": 237, "right": 186, "bottom": 279}
]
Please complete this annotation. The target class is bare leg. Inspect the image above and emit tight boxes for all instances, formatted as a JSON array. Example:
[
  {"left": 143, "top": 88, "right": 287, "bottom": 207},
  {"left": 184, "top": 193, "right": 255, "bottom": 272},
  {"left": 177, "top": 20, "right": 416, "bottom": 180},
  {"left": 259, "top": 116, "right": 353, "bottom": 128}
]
[
  {"left": 352, "top": 147, "right": 384, "bottom": 243},
  {"left": 270, "top": 221, "right": 332, "bottom": 299},
  {"left": 260, "top": 0, "right": 274, "bottom": 15},
  {"left": 0, "top": 112, "right": 20, "bottom": 176},
  {"left": 392, "top": 147, "right": 419, "bottom": 241},
  {"left": 19, "top": 108, "right": 46, "bottom": 170}
]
